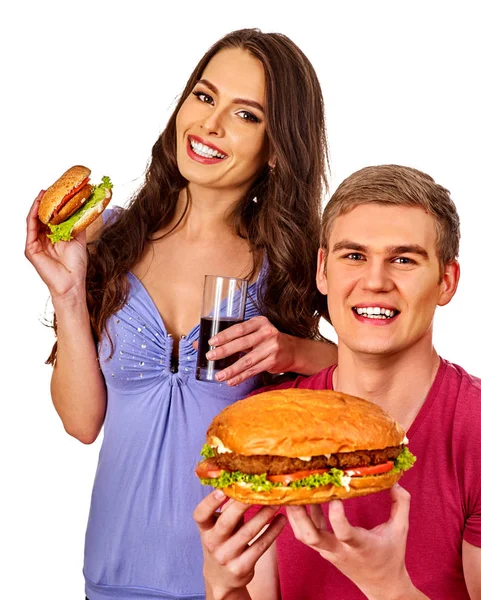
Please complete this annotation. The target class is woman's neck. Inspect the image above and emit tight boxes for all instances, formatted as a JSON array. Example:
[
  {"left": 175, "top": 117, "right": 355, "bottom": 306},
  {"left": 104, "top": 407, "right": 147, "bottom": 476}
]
[{"left": 170, "top": 186, "right": 242, "bottom": 239}]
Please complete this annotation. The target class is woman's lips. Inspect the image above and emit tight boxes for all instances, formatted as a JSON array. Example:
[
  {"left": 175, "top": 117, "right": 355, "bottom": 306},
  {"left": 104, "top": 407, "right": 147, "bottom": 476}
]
[{"left": 186, "top": 136, "right": 227, "bottom": 165}]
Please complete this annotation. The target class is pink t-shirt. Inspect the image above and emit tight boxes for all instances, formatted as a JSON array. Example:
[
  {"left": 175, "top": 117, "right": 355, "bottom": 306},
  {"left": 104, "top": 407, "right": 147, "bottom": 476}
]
[{"left": 270, "top": 358, "right": 481, "bottom": 599}]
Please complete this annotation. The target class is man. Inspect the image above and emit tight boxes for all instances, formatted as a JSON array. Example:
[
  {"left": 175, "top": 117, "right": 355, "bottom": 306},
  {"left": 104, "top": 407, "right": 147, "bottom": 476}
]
[{"left": 194, "top": 165, "right": 481, "bottom": 599}]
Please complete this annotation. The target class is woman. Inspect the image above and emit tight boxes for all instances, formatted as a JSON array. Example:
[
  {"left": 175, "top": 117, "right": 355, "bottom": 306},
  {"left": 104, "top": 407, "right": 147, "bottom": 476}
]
[{"left": 25, "top": 28, "right": 336, "bottom": 600}]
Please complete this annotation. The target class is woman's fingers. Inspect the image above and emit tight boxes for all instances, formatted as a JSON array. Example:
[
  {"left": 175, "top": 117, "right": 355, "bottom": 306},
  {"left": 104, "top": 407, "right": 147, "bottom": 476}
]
[
  {"left": 25, "top": 191, "right": 45, "bottom": 250},
  {"left": 222, "top": 355, "right": 272, "bottom": 385}
]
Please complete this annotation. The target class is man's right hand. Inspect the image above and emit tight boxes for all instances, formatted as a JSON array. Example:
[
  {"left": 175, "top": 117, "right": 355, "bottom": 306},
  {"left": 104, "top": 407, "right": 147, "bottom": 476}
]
[{"left": 193, "top": 490, "right": 286, "bottom": 600}]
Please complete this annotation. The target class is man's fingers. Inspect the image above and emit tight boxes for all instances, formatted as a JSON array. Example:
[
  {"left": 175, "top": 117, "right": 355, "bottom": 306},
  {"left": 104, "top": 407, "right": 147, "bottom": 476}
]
[
  {"left": 242, "top": 512, "right": 287, "bottom": 561},
  {"left": 389, "top": 484, "right": 411, "bottom": 530},
  {"left": 328, "top": 500, "right": 360, "bottom": 545},
  {"left": 286, "top": 505, "right": 338, "bottom": 552},
  {"left": 215, "top": 505, "right": 282, "bottom": 563},
  {"left": 193, "top": 490, "right": 227, "bottom": 532},
  {"left": 310, "top": 504, "right": 328, "bottom": 531}
]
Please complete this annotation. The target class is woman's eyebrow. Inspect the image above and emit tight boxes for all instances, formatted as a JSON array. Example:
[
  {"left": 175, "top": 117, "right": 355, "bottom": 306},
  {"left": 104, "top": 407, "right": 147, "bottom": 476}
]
[{"left": 196, "top": 78, "right": 264, "bottom": 113}]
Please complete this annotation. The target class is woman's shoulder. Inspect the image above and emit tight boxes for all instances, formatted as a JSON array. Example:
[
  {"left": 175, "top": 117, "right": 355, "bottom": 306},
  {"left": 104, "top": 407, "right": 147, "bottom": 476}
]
[{"left": 86, "top": 206, "right": 123, "bottom": 244}]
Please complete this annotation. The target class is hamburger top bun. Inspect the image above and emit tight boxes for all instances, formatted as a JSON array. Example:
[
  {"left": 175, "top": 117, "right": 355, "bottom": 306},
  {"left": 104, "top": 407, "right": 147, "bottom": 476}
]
[
  {"left": 222, "top": 468, "right": 403, "bottom": 505},
  {"left": 38, "top": 165, "right": 91, "bottom": 224},
  {"left": 206, "top": 388, "right": 405, "bottom": 457}
]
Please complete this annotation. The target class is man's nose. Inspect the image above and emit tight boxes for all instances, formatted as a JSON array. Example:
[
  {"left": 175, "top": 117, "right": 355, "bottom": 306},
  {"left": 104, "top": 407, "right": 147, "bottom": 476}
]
[{"left": 361, "top": 260, "right": 394, "bottom": 292}]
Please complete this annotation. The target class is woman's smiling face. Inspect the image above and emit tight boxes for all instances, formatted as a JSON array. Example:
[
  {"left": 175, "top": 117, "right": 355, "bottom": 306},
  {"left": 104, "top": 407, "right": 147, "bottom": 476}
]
[{"left": 176, "top": 47, "right": 270, "bottom": 195}]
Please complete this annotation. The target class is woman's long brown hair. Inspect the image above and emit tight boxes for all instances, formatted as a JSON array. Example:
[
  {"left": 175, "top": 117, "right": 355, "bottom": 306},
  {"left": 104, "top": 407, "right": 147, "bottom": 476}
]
[{"left": 47, "top": 28, "right": 330, "bottom": 365}]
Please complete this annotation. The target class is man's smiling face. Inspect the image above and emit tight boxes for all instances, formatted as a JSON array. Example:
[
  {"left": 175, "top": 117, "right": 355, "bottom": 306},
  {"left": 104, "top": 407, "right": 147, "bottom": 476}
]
[{"left": 317, "top": 204, "right": 459, "bottom": 358}]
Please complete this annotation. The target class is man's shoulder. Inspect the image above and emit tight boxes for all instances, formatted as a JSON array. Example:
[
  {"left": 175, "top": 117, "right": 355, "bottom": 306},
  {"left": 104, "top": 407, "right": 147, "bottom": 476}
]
[
  {"left": 442, "top": 358, "right": 481, "bottom": 399},
  {"left": 253, "top": 365, "right": 336, "bottom": 396}
]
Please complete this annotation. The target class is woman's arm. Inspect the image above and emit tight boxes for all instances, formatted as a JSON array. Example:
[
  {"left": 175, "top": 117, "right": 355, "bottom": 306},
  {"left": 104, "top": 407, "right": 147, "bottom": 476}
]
[
  {"left": 50, "top": 294, "right": 107, "bottom": 444},
  {"left": 25, "top": 193, "right": 107, "bottom": 444},
  {"left": 201, "top": 316, "right": 337, "bottom": 386}
]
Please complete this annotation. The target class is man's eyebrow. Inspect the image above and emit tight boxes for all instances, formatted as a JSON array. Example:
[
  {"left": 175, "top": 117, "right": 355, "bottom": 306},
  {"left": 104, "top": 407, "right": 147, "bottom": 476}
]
[
  {"left": 331, "top": 240, "right": 430, "bottom": 260},
  {"left": 386, "top": 245, "right": 430, "bottom": 260},
  {"left": 196, "top": 79, "right": 265, "bottom": 113},
  {"left": 331, "top": 240, "right": 368, "bottom": 253}
]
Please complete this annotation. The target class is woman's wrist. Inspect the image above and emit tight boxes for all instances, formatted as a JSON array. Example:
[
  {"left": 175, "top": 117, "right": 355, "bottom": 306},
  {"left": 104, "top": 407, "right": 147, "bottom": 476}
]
[
  {"left": 51, "top": 285, "right": 88, "bottom": 313},
  {"left": 288, "top": 336, "right": 337, "bottom": 376}
]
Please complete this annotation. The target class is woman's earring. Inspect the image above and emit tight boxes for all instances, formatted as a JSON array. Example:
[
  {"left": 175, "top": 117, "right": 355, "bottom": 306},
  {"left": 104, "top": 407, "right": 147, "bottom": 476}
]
[
  {"left": 269, "top": 164, "right": 276, "bottom": 175},
  {"left": 252, "top": 196, "right": 258, "bottom": 203}
]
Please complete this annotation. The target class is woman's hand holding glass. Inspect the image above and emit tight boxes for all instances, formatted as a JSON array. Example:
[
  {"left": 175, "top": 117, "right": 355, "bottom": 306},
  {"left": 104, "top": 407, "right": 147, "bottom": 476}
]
[{"left": 203, "top": 315, "right": 298, "bottom": 386}]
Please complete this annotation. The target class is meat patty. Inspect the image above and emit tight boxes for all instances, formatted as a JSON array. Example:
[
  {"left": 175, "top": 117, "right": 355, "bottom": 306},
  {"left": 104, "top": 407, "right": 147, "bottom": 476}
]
[{"left": 214, "top": 445, "right": 403, "bottom": 475}]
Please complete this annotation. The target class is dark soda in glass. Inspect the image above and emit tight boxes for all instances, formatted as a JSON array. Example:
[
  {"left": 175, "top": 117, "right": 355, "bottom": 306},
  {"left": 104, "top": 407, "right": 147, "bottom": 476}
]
[{"left": 196, "top": 316, "right": 243, "bottom": 381}]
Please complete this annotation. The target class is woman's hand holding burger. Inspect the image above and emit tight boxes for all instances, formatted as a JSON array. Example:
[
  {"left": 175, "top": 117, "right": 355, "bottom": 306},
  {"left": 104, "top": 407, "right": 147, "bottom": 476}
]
[
  {"left": 25, "top": 191, "right": 89, "bottom": 303},
  {"left": 25, "top": 165, "right": 112, "bottom": 303}
]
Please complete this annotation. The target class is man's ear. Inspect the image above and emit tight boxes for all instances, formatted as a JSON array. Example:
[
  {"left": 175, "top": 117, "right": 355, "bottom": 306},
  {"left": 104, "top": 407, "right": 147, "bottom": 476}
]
[
  {"left": 438, "top": 260, "right": 460, "bottom": 307},
  {"left": 316, "top": 248, "right": 328, "bottom": 295}
]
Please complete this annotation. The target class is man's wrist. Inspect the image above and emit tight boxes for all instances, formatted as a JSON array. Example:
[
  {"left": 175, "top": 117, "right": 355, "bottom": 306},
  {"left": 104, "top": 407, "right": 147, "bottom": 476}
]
[
  {"left": 364, "top": 573, "right": 428, "bottom": 600},
  {"left": 206, "top": 585, "right": 252, "bottom": 600}
]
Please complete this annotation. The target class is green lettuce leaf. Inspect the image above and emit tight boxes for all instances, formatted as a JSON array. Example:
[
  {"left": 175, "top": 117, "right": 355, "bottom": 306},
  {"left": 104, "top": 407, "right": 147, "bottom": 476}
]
[
  {"left": 392, "top": 446, "right": 416, "bottom": 473},
  {"left": 200, "top": 444, "right": 215, "bottom": 459},
  {"left": 199, "top": 445, "right": 416, "bottom": 491},
  {"left": 47, "top": 176, "right": 113, "bottom": 243}
]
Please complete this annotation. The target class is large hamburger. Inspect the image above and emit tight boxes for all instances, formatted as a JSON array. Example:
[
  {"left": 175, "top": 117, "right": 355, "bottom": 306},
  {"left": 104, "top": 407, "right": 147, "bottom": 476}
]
[
  {"left": 196, "top": 388, "right": 415, "bottom": 505},
  {"left": 38, "top": 165, "right": 113, "bottom": 243}
]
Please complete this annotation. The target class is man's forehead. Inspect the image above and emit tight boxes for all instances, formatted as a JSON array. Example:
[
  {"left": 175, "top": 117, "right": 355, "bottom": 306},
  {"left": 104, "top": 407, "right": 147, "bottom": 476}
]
[{"left": 328, "top": 204, "right": 437, "bottom": 251}]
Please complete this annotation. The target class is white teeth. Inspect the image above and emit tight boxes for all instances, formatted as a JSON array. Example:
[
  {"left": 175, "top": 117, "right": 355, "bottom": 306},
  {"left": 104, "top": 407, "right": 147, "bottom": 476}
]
[
  {"left": 354, "top": 307, "right": 397, "bottom": 319},
  {"left": 190, "top": 139, "right": 226, "bottom": 159}
]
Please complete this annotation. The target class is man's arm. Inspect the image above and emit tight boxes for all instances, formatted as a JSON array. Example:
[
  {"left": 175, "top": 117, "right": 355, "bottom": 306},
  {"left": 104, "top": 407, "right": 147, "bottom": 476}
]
[{"left": 463, "top": 540, "right": 481, "bottom": 599}]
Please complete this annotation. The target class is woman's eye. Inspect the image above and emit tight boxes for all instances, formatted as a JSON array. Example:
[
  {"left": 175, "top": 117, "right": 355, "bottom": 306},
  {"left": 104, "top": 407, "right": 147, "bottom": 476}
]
[
  {"left": 193, "top": 90, "right": 214, "bottom": 104},
  {"left": 237, "top": 110, "right": 260, "bottom": 123}
]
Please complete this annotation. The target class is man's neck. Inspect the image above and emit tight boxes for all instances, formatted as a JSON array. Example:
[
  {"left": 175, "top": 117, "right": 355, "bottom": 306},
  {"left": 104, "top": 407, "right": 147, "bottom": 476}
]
[{"left": 333, "top": 341, "right": 440, "bottom": 432}]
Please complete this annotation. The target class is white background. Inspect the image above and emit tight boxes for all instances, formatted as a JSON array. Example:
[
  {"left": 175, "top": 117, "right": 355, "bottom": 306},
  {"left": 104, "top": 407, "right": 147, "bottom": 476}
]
[{"left": 2, "top": 1, "right": 480, "bottom": 598}]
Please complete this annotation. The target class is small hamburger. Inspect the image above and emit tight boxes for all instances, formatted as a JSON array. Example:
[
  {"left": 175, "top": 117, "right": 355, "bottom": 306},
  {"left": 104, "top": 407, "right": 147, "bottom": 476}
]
[
  {"left": 38, "top": 165, "right": 113, "bottom": 243},
  {"left": 196, "top": 388, "right": 415, "bottom": 505}
]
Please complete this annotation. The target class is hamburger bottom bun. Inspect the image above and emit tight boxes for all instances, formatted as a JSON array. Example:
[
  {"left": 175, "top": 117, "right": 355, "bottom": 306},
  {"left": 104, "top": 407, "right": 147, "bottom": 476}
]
[
  {"left": 38, "top": 165, "right": 91, "bottom": 224},
  {"left": 221, "top": 470, "right": 403, "bottom": 505},
  {"left": 70, "top": 189, "right": 112, "bottom": 237}
]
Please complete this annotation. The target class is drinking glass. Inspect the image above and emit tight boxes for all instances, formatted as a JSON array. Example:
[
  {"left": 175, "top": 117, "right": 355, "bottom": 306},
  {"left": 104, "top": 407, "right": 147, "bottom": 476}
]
[{"left": 195, "top": 275, "right": 249, "bottom": 382}]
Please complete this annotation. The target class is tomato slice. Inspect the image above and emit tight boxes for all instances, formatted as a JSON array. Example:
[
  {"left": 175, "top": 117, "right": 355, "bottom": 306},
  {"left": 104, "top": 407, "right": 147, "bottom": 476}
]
[
  {"left": 54, "top": 177, "right": 91, "bottom": 214},
  {"left": 267, "top": 469, "right": 329, "bottom": 485},
  {"left": 346, "top": 461, "right": 394, "bottom": 477},
  {"left": 195, "top": 458, "right": 225, "bottom": 479}
]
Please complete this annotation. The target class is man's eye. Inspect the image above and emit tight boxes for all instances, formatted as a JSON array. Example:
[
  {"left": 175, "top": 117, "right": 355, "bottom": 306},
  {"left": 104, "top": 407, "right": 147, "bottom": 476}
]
[
  {"left": 237, "top": 110, "right": 260, "bottom": 123},
  {"left": 393, "top": 257, "right": 414, "bottom": 265},
  {"left": 193, "top": 90, "right": 214, "bottom": 104},
  {"left": 345, "top": 253, "right": 364, "bottom": 261}
]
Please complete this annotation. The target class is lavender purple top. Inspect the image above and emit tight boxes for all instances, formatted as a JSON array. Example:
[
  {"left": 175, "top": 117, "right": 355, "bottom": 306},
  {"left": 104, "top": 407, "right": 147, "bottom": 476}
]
[{"left": 83, "top": 211, "right": 265, "bottom": 599}]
